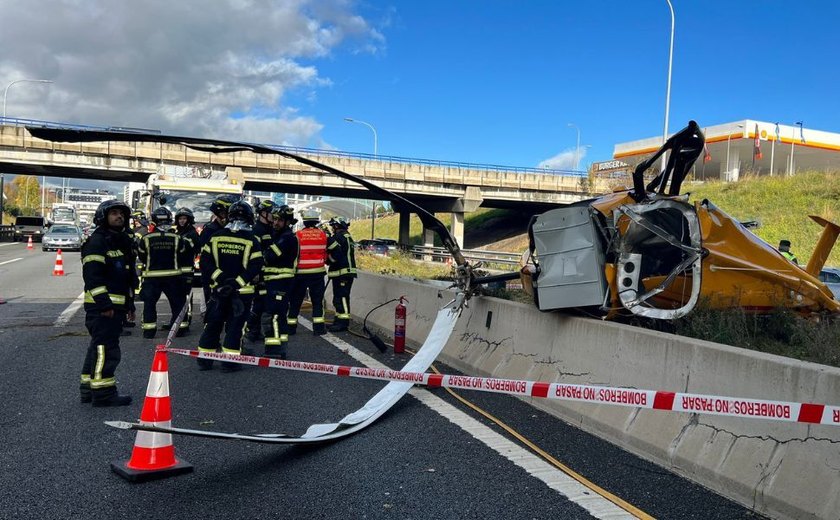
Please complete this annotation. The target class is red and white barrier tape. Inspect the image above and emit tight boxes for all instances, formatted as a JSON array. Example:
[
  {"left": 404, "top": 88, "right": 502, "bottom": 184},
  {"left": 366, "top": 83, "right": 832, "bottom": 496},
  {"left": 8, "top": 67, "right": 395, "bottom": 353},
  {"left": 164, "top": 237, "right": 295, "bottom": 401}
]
[{"left": 166, "top": 348, "right": 840, "bottom": 427}]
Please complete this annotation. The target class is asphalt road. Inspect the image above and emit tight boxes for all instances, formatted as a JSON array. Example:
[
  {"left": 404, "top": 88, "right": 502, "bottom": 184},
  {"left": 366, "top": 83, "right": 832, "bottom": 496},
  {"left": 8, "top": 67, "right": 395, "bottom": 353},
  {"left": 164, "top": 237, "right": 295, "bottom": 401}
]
[{"left": 0, "top": 243, "right": 764, "bottom": 519}]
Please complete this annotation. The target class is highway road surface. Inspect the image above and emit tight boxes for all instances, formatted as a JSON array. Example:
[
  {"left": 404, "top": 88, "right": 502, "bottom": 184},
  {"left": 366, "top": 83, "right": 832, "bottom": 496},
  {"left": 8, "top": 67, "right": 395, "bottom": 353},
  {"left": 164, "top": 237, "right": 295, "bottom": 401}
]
[{"left": 0, "top": 242, "right": 763, "bottom": 519}]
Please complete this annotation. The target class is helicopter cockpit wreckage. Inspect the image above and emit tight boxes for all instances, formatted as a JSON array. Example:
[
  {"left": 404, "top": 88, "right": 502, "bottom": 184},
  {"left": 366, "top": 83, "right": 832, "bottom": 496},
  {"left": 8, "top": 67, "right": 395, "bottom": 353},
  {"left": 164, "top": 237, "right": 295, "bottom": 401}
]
[{"left": 521, "top": 120, "right": 840, "bottom": 320}]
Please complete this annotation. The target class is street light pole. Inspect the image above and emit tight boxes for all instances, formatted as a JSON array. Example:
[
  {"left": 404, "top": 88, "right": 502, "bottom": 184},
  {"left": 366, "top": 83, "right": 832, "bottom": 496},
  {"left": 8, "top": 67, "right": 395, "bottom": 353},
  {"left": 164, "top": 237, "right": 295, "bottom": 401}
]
[
  {"left": 567, "top": 123, "right": 580, "bottom": 170},
  {"left": 344, "top": 117, "right": 378, "bottom": 157},
  {"left": 1, "top": 78, "right": 54, "bottom": 225},
  {"left": 661, "top": 0, "right": 675, "bottom": 172},
  {"left": 2, "top": 78, "right": 54, "bottom": 119},
  {"left": 790, "top": 121, "right": 803, "bottom": 175}
]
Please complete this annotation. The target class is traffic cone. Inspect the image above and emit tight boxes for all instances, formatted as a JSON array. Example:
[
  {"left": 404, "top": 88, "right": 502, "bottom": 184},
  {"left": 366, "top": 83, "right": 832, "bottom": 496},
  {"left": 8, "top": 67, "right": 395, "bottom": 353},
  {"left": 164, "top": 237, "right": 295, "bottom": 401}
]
[
  {"left": 110, "top": 346, "right": 193, "bottom": 482},
  {"left": 26, "top": 236, "right": 33, "bottom": 250},
  {"left": 52, "top": 249, "right": 65, "bottom": 276}
]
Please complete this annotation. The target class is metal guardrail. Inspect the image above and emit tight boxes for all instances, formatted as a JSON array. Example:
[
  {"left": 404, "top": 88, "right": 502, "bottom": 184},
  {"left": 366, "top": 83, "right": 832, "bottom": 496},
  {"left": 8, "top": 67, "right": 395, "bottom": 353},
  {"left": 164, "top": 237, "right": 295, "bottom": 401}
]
[
  {"left": 0, "top": 116, "right": 587, "bottom": 178},
  {"left": 408, "top": 245, "right": 521, "bottom": 270}
]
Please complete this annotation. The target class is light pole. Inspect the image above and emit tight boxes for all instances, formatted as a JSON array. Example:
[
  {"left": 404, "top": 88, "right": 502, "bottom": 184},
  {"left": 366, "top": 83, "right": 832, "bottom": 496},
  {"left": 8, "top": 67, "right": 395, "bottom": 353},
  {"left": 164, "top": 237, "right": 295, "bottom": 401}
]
[
  {"left": 2, "top": 78, "right": 54, "bottom": 119},
  {"left": 344, "top": 117, "right": 378, "bottom": 157},
  {"left": 1, "top": 78, "right": 53, "bottom": 225},
  {"left": 725, "top": 124, "right": 744, "bottom": 181},
  {"left": 661, "top": 0, "right": 675, "bottom": 172},
  {"left": 789, "top": 121, "right": 803, "bottom": 175},
  {"left": 567, "top": 123, "right": 580, "bottom": 171}
]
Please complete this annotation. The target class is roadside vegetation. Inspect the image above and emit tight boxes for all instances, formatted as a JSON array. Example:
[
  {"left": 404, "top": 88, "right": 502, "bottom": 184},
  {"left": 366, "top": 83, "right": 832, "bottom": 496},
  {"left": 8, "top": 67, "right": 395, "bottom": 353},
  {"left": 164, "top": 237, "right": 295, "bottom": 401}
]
[{"left": 353, "top": 170, "right": 840, "bottom": 367}]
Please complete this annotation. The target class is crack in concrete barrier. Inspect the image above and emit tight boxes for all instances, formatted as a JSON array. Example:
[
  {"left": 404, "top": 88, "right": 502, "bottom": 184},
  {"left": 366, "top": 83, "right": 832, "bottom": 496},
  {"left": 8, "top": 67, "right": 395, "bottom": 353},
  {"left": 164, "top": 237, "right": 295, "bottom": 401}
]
[{"left": 696, "top": 421, "right": 840, "bottom": 445}]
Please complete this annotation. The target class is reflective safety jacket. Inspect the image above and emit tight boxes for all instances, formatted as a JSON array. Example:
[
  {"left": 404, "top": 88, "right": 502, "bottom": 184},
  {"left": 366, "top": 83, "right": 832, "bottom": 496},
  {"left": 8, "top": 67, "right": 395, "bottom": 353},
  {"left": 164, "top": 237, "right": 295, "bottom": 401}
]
[
  {"left": 177, "top": 225, "right": 200, "bottom": 257},
  {"left": 197, "top": 219, "right": 224, "bottom": 250},
  {"left": 137, "top": 229, "right": 193, "bottom": 279},
  {"left": 82, "top": 227, "right": 135, "bottom": 311},
  {"left": 253, "top": 221, "right": 274, "bottom": 250},
  {"left": 296, "top": 225, "right": 327, "bottom": 274},
  {"left": 264, "top": 227, "right": 299, "bottom": 282},
  {"left": 200, "top": 229, "right": 263, "bottom": 294},
  {"left": 327, "top": 230, "right": 357, "bottom": 278}
]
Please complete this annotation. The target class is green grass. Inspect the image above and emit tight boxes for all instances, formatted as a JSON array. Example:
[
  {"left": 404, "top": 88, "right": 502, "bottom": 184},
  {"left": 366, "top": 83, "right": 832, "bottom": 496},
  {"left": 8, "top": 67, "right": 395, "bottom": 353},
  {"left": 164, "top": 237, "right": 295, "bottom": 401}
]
[{"left": 687, "top": 170, "right": 840, "bottom": 266}]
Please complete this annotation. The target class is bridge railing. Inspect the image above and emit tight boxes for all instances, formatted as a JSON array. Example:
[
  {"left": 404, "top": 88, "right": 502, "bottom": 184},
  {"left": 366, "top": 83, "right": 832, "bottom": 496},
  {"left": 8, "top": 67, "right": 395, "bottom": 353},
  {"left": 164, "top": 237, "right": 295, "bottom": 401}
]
[
  {"left": 0, "top": 116, "right": 586, "bottom": 178},
  {"left": 408, "top": 245, "right": 521, "bottom": 271}
]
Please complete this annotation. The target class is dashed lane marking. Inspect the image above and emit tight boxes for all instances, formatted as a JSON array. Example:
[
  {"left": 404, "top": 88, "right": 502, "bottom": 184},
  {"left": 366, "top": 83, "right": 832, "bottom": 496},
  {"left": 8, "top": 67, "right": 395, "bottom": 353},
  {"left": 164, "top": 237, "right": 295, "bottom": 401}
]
[
  {"left": 54, "top": 292, "right": 85, "bottom": 327},
  {"left": 0, "top": 257, "right": 23, "bottom": 266},
  {"left": 0, "top": 243, "right": 22, "bottom": 247}
]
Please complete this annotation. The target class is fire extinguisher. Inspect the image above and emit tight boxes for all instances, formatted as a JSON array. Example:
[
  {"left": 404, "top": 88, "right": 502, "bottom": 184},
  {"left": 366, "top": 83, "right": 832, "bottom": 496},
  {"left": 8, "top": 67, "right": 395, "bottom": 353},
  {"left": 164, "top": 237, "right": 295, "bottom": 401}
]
[{"left": 394, "top": 296, "right": 408, "bottom": 353}]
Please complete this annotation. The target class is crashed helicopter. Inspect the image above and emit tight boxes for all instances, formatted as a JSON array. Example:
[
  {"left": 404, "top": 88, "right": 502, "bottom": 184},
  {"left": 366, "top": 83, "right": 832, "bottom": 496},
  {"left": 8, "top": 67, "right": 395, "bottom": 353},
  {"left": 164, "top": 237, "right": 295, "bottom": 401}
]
[{"left": 520, "top": 120, "right": 840, "bottom": 320}]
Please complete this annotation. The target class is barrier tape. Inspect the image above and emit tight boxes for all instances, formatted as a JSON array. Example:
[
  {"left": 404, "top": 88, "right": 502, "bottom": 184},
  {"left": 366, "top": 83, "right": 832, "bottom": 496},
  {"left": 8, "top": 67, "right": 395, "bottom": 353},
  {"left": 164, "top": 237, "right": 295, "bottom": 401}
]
[{"left": 166, "top": 348, "right": 840, "bottom": 427}]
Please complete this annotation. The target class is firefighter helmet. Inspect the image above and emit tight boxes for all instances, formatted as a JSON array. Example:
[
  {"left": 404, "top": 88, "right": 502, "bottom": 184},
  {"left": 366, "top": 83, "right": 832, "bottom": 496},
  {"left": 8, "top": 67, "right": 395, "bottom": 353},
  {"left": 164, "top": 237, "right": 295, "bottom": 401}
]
[
  {"left": 94, "top": 200, "right": 131, "bottom": 227},
  {"left": 255, "top": 199, "right": 277, "bottom": 215},
  {"left": 270, "top": 204, "right": 297, "bottom": 224},
  {"left": 209, "top": 194, "right": 239, "bottom": 217},
  {"left": 131, "top": 209, "right": 146, "bottom": 220},
  {"left": 301, "top": 210, "right": 320, "bottom": 224},
  {"left": 330, "top": 216, "right": 350, "bottom": 228},
  {"left": 174, "top": 207, "right": 195, "bottom": 225},
  {"left": 227, "top": 200, "right": 255, "bottom": 225},
  {"left": 151, "top": 206, "right": 174, "bottom": 225}
]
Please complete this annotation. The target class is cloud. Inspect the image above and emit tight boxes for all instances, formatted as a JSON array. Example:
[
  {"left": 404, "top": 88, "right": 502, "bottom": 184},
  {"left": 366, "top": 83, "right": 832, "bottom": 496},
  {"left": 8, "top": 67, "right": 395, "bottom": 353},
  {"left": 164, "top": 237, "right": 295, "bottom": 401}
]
[
  {"left": 537, "top": 147, "right": 587, "bottom": 171},
  {"left": 0, "top": 0, "right": 382, "bottom": 146}
]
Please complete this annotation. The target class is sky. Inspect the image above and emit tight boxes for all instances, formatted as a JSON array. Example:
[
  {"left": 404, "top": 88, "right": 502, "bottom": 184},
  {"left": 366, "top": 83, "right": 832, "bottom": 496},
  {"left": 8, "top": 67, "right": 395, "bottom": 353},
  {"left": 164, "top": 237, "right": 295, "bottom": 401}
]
[{"left": 2, "top": 0, "right": 840, "bottom": 175}]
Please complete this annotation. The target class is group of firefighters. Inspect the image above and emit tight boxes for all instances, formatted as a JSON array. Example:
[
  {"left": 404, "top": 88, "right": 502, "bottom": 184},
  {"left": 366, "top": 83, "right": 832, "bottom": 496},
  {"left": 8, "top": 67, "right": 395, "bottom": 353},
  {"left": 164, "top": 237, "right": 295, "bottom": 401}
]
[{"left": 78, "top": 195, "right": 357, "bottom": 406}]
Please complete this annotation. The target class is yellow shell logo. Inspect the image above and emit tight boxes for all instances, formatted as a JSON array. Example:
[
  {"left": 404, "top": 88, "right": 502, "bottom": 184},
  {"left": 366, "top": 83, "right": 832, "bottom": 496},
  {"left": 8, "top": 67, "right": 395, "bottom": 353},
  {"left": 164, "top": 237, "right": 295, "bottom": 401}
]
[{"left": 760, "top": 129, "right": 767, "bottom": 139}]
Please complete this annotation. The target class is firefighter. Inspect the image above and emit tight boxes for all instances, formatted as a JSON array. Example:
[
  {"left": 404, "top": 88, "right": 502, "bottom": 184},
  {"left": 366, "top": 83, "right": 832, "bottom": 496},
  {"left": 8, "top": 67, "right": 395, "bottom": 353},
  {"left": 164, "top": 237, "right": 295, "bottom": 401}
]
[
  {"left": 262, "top": 204, "right": 299, "bottom": 358},
  {"left": 245, "top": 199, "right": 277, "bottom": 342},
  {"left": 137, "top": 207, "right": 193, "bottom": 338},
  {"left": 80, "top": 200, "right": 135, "bottom": 406},
  {"left": 287, "top": 210, "right": 328, "bottom": 335},
  {"left": 130, "top": 210, "right": 150, "bottom": 240},
  {"left": 198, "top": 193, "right": 239, "bottom": 315},
  {"left": 175, "top": 207, "right": 200, "bottom": 333},
  {"left": 327, "top": 216, "right": 357, "bottom": 332},
  {"left": 197, "top": 201, "right": 263, "bottom": 371},
  {"left": 779, "top": 239, "right": 798, "bottom": 264}
]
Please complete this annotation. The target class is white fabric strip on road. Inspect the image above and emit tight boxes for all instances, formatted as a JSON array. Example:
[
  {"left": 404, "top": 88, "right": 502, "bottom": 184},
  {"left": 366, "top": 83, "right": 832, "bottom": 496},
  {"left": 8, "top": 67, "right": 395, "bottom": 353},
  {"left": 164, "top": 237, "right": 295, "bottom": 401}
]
[
  {"left": 54, "top": 292, "right": 86, "bottom": 327},
  {"left": 310, "top": 324, "right": 635, "bottom": 519},
  {"left": 0, "top": 258, "right": 23, "bottom": 266}
]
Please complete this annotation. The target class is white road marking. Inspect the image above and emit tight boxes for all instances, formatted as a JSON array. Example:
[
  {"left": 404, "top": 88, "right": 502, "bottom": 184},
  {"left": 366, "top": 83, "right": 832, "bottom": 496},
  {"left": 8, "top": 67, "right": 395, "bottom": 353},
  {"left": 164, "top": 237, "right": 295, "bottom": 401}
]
[
  {"left": 299, "top": 317, "right": 635, "bottom": 520},
  {"left": 54, "top": 292, "right": 86, "bottom": 327},
  {"left": 0, "top": 242, "right": 21, "bottom": 247},
  {"left": 0, "top": 257, "right": 23, "bottom": 266}
]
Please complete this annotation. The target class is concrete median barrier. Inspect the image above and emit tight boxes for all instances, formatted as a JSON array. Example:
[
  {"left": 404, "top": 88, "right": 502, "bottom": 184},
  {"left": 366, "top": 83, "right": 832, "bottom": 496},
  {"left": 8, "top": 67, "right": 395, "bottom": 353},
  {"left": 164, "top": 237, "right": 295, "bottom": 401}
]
[{"left": 334, "top": 271, "right": 840, "bottom": 520}]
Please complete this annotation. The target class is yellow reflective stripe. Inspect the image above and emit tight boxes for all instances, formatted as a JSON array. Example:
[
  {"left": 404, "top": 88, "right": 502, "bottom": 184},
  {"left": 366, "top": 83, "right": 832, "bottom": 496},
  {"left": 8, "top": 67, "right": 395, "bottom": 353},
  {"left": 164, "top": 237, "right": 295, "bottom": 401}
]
[
  {"left": 312, "top": 317, "right": 325, "bottom": 324},
  {"left": 238, "top": 286, "right": 254, "bottom": 294},
  {"left": 235, "top": 276, "right": 246, "bottom": 287},
  {"left": 94, "top": 345, "right": 105, "bottom": 382},
  {"left": 211, "top": 269, "right": 223, "bottom": 281},
  {"left": 287, "top": 318, "right": 297, "bottom": 325},
  {"left": 142, "top": 269, "right": 183, "bottom": 277},
  {"left": 82, "top": 255, "right": 106, "bottom": 264},
  {"left": 327, "top": 242, "right": 339, "bottom": 250},
  {"left": 270, "top": 244, "right": 281, "bottom": 256},
  {"left": 221, "top": 347, "right": 241, "bottom": 354},
  {"left": 109, "top": 294, "right": 126, "bottom": 305},
  {"left": 265, "top": 338, "right": 282, "bottom": 345},
  {"left": 198, "top": 347, "right": 217, "bottom": 353},
  {"left": 264, "top": 274, "right": 295, "bottom": 281},
  {"left": 180, "top": 267, "right": 193, "bottom": 273},
  {"left": 80, "top": 374, "right": 91, "bottom": 384},
  {"left": 90, "top": 377, "right": 116, "bottom": 389},
  {"left": 90, "top": 286, "right": 108, "bottom": 296},
  {"left": 296, "top": 266, "right": 327, "bottom": 274},
  {"left": 141, "top": 323, "right": 157, "bottom": 330},
  {"left": 201, "top": 244, "right": 211, "bottom": 253},
  {"left": 280, "top": 334, "right": 288, "bottom": 342},
  {"left": 336, "top": 314, "right": 351, "bottom": 319},
  {"left": 250, "top": 251, "right": 262, "bottom": 260}
]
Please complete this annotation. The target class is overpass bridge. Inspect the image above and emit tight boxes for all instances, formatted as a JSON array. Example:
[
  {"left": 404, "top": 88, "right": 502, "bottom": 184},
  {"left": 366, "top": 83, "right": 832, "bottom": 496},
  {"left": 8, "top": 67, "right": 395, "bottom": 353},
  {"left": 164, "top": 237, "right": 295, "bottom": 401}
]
[{"left": 0, "top": 118, "right": 600, "bottom": 246}]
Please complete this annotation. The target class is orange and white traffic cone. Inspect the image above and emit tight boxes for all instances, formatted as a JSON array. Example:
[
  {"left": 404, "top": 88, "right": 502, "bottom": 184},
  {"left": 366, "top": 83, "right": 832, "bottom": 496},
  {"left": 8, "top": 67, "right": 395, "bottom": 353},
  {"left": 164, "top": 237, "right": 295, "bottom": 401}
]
[
  {"left": 52, "top": 249, "right": 65, "bottom": 276},
  {"left": 110, "top": 346, "right": 193, "bottom": 482},
  {"left": 26, "top": 236, "right": 33, "bottom": 250}
]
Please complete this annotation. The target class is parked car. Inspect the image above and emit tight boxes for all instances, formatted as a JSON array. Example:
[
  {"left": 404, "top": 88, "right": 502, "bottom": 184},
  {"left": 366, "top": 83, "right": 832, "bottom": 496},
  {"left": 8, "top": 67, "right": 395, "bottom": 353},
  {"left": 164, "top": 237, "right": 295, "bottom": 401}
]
[
  {"left": 819, "top": 267, "right": 840, "bottom": 299},
  {"left": 375, "top": 238, "right": 399, "bottom": 251},
  {"left": 42, "top": 225, "right": 84, "bottom": 252},
  {"left": 13, "top": 216, "right": 49, "bottom": 242},
  {"left": 356, "top": 239, "right": 390, "bottom": 255}
]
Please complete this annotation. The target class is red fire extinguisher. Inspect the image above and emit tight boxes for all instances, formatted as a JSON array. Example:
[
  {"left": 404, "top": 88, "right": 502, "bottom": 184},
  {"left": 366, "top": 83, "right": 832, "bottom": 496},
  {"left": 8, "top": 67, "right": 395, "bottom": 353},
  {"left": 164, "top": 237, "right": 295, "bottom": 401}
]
[{"left": 394, "top": 296, "right": 408, "bottom": 353}]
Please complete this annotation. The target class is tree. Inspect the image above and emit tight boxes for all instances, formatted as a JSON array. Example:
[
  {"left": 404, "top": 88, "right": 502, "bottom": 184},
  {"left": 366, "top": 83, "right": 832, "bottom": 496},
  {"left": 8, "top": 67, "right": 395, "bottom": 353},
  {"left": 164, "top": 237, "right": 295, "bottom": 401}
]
[{"left": 11, "top": 176, "right": 40, "bottom": 215}]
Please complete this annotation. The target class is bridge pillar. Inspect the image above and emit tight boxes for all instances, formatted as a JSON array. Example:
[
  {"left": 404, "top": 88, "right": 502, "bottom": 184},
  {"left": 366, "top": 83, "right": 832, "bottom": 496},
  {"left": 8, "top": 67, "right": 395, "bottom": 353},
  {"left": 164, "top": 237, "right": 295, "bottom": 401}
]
[
  {"left": 398, "top": 211, "right": 411, "bottom": 248},
  {"left": 450, "top": 212, "right": 465, "bottom": 248},
  {"left": 422, "top": 226, "right": 435, "bottom": 261}
]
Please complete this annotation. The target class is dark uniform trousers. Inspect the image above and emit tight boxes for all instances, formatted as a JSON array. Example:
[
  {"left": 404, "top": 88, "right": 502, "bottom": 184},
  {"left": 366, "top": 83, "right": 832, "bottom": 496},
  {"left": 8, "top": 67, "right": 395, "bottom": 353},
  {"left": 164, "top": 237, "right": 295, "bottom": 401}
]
[
  {"left": 247, "top": 284, "right": 268, "bottom": 337},
  {"left": 80, "top": 311, "right": 126, "bottom": 401},
  {"left": 141, "top": 277, "right": 188, "bottom": 333},
  {"left": 198, "top": 293, "right": 254, "bottom": 366},
  {"left": 287, "top": 272, "right": 326, "bottom": 331},
  {"left": 331, "top": 275, "right": 354, "bottom": 323},
  {"left": 264, "top": 278, "right": 295, "bottom": 357}
]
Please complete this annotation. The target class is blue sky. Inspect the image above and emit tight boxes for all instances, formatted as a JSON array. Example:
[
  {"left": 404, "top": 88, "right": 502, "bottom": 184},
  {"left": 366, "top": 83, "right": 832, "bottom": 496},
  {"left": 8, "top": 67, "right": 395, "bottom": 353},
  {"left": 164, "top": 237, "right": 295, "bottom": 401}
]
[
  {"left": 2, "top": 1, "right": 840, "bottom": 174},
  {"left": 303, "top": 1, "right": 840, "bottom": 169}
]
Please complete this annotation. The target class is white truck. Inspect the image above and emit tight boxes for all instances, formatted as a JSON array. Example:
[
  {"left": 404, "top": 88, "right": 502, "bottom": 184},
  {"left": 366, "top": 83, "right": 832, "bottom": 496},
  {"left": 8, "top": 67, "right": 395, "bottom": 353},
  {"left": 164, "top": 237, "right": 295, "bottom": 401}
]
[{"left": 50, "top": 204, "right": 79, "bottom": 226}]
